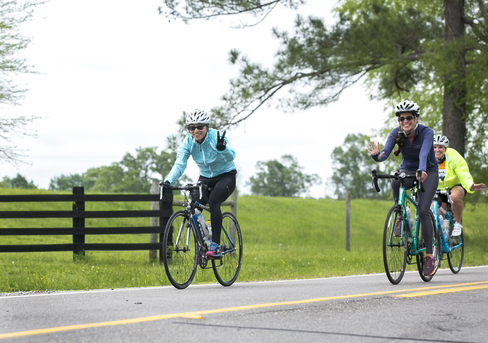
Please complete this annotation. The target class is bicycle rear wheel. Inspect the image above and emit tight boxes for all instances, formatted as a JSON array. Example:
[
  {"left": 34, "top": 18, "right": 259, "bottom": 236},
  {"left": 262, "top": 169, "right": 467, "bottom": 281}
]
[
  {"left": 212, "top": 212, "right": 243, "bottom": 287},
  {"left": 417, "top": 211, "right": 440, "bottom": 282},
  {"left": 447, "top": 213, "right": 464, "bottom": 273},
  {"left": 383, "top": 206, "right": 407, "bottom": 285},
  {"left": 163, "top": 210, "right": 198, "bottom": 289}
]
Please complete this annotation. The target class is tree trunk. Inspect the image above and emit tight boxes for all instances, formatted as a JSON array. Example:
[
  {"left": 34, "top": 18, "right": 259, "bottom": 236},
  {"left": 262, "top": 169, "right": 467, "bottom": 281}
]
[{"left": 442, "top": 0, "right": 466, "bottom": 156}]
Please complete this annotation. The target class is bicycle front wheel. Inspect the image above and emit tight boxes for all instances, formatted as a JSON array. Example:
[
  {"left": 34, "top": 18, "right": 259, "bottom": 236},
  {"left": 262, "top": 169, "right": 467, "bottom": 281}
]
[
  {"left": 212, "top": 212, "right": 243, "bottom": 287},
  {"left": 417, "top": 211, "right": 440, "bottom": 282},
  {"left": 383, "top": 206, "right": 407, "bottom": 285},
  {"left": 163, "top": 210, "right": 198, "bottom": 289},
  {"left": 447, "top": 213, "right": 464, "bottom": 273}
]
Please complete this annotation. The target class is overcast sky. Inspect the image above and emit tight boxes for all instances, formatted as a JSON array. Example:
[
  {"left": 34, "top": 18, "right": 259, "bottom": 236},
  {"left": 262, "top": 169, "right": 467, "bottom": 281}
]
[{"left": 2, "top": 0, "right": 389, "bottom": 198}]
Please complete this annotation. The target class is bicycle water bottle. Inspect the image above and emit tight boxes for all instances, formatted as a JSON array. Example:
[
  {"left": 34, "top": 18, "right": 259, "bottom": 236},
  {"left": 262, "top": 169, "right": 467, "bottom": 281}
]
[
  {"left": 442, "top": 218, "right": 450, "bottom": 240},
  {"left": 406, "top": 207, "right": 414, "bottom": 231},
  {"left": 195, "top": 209, "right": 211, "bottom": 246},
  {"left": 206, "top": 221, "right": 212, "bottom": 239}
]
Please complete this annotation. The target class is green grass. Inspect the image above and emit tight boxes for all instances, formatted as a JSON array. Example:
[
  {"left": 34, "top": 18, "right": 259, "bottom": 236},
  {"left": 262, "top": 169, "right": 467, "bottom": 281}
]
[{"left": 1, "top": 188, "right": 487, "bottom": 292}]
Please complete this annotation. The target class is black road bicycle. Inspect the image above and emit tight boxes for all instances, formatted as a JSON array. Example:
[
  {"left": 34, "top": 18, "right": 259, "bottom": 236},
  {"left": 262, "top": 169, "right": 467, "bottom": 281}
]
[{"left": 160, "top": 182, "right": 243, "bottom": 289}]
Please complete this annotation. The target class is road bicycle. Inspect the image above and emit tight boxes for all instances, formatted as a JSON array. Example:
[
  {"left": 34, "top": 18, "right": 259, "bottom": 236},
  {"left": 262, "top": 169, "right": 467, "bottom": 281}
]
[
  {"left": 431, "top": 188, "right": 464, "bottom": 273},
  {"left": 160, "top": 182, "right": 243, "bottom": 289},
  {"left": 371, "top": 170, "right": 440, "bottom": 285}
]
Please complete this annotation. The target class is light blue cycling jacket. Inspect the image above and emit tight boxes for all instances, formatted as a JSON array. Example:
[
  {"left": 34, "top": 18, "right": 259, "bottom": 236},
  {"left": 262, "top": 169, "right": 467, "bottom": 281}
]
[{"left": 164, "top": 128, "right": 236, "bottom": 185}]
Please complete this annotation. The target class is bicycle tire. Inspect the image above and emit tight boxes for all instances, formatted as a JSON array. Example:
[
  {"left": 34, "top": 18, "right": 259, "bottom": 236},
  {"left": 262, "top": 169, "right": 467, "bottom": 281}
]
[
  {"left": 212, "top": 212, "right": 243, "bottom": 287},
  {"left": 163, "top": 210, "right": 198, "bottom": 289},
  {"left": 383, "top": 205, "right": 407, "bottom": 285},
  {"left": 417, "top": 211, "right": 440, "bottom": 282},
  {"left": 447, "top": 211, "right": 464, "bottom": 273}
]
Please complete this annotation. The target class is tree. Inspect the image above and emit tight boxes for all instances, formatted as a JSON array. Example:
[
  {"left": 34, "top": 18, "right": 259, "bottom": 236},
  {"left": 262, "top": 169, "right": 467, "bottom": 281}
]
[
  {"left": 49, "top": 173, "right": 87, "bottom": 191},
  {"left": 158, "top": 0, "right": 488, "bottom": 165},
  {"left": 49, "top": 147, "right": 178, "bottom": 193},
  {"left": 0, "top": 1, "right": 42, "bottom": 165},
  {"left": 330, "top": 133, "right": 398, "bottom": 200},
  {"left": 0, "top": 173, "right": 36, "bottom": 189},
  {"left": 246, "top": 154, "right": 321, "bottom": 197},
  {"left": 158, "top": 0, "right": 302, "bottom": 27}
]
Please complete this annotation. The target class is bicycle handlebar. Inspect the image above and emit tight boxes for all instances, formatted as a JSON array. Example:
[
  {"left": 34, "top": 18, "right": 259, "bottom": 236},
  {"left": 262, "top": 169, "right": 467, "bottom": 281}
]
[
  {"left": 159, "top": 181, "right": 204, "bottom": 201},
  {"left": 434, "top": 187, "right": 452, "bottom": 205},
  {"left": 371, "top": 169, "right": 425, "bottom": 193}
]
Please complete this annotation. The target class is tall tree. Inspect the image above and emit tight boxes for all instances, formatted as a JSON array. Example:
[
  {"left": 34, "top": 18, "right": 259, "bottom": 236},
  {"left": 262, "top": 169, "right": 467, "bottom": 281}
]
[
  {"left": 246, "top": 154, "right": 321, "bottom": 197},
  {"left": 0, "top": 1, "right": 42, "bottom": 165},
  {"left": 158, "top": 0, "right": 488, "bottom": 162}
]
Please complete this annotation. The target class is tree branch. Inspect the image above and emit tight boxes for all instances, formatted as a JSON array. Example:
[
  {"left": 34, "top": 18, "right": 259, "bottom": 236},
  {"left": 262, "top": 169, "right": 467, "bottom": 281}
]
[{"left": 158, "top": 0, "right": 284, "bottom": 27}]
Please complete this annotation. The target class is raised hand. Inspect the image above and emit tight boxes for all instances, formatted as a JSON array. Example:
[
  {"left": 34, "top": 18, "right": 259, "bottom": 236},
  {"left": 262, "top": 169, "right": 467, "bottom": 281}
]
[
  {"left": 470, "top": 183, "right": 486, "bottom": 192},
  {"left": 366, "top": 141, "right": 385, "bottom": 159},
  {"left": 216, "top": 130, "right": 227, "bottom": 151},
  {"left": 366, "top": 141, "right": 380, "bottom": 155}
]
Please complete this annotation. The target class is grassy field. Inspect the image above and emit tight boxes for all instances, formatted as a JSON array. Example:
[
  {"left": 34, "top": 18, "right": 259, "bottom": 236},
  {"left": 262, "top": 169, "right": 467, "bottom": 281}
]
[{"left": 1, "top": 188, "right": 487, "bottom": 292}]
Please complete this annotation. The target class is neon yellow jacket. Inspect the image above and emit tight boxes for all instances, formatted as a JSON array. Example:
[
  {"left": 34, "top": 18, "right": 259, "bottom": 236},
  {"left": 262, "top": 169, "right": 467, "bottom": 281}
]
[{"left": 438, "top": 148, "right": 474, "bottom": 193}]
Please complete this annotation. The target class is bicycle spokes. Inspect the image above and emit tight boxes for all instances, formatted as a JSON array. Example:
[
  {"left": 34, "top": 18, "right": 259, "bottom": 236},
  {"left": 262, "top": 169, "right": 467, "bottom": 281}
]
[
  {"left": 212, "top": 212, "right": 242, "bottom": 286},
  {"left": 383, "top": 206, "right": 408, "bottom": 285},
  {"left": 163, "top": 211, "right": 198, "bottom": 289}
]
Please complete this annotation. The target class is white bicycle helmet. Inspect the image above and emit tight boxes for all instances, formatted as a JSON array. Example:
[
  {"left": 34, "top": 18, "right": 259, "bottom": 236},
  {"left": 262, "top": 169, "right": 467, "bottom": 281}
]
[
  {"left": 186, "top": 109, "right": 211, "bottom": 126},
  {"left": 433, "top": 134, "right": 449, "bottom": 147},
  {"left": 395, "top": 100, "right": 420, "bottom": 117}
]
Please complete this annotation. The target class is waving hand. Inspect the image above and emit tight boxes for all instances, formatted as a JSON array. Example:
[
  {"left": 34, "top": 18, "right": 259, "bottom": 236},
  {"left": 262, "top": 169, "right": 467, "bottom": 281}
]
[{"left": 366, "top": 141, "right": 385, "bottom": 160}]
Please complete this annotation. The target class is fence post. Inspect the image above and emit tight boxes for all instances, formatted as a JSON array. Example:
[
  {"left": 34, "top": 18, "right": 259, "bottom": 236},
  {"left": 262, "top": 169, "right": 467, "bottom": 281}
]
[
  {"left": 230, "top": 188, "right": 237, "bottom": 217},
  {"left": 159, "top": 184, "right": 173, "bottom": 263},
  {"left": 149, "top": 179, "right": 159, "bottom": 262},
  {"left": 229, "top": 188, "right": 237, "bottom": 242},
  {"left": 73, "top": 186, "right": 85, "bottom": 260},
  {"left": 345, "top": 191, "right": 351, "bottom": 251}
]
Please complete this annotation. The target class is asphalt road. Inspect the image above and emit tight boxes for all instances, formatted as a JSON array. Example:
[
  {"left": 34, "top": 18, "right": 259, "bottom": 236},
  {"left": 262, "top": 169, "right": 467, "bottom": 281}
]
[{"left": 1, "top": 266, "right": 488, "bottom": 343}]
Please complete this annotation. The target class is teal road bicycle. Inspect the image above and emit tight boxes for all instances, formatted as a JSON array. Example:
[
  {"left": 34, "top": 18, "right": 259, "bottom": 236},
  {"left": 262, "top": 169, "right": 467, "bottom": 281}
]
[
  {"left": 160, "top": 182, "right": 243, "bottom": 289},
  {"left": 431, "top": 188, "right": 464, "bottom": 273},
  {"left": 372, "top": 170, "right": 441, "bottom": 285}
]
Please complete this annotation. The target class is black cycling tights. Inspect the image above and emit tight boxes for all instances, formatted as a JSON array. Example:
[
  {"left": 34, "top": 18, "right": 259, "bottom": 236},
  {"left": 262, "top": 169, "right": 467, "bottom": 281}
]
[
  {"left": 191, "top": 171, "right": 236, "bottom": 245},
  {"left": 391, "top": 170, "right": 439, "bottom": 254}
]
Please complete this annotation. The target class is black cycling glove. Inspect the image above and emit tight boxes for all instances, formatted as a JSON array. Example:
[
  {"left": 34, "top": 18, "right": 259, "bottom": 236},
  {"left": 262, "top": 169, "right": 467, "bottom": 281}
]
[
  {"left": 160, "top": 180, "right": 170, "bottom": 188},
  {"left": 216, "top": 131, "right": 227, "bottom": 151}
]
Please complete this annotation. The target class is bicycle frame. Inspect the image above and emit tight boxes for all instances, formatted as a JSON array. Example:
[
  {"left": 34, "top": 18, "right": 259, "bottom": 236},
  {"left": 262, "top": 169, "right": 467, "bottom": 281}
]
[
  {"left": 377, "top": 170, "right": 426, "bottom": 257},
  {"left": 372, "top": 169, "right": 440, "bottom": 283},
  {"left": 164, "top": 186, "right": 236, "bottom": 261},
  {"left": 395, "top": 184, "right": 425, "bottom": 256},
  {"left": 431, "top": 189, "right": 462, "bottom": 254}
]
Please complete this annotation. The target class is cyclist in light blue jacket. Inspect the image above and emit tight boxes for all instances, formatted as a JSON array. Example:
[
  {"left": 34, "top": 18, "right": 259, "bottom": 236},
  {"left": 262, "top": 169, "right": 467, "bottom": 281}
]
[{"left": 163, "top": 109, "right": 237, "bottom": 258}]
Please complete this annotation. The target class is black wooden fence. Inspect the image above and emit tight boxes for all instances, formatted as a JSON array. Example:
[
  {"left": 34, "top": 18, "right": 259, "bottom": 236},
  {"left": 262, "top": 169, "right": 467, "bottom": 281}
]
[{"left": 0, "top": 187, "right": 174, "bottom": 261}]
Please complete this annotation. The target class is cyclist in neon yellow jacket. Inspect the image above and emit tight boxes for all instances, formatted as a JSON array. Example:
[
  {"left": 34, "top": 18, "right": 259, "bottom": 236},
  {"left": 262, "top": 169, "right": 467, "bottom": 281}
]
[{"left": 433, "top": 135, "right": 485, "bottom": 236}]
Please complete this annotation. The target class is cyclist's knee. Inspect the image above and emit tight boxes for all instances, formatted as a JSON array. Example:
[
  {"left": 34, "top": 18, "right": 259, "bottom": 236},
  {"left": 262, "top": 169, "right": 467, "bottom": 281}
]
[
  {"left": 451, "top": 193, "right": 464, "bottom": 204},
  {"left": 418, "top": 208, "right": 430, "bottom": 218}
]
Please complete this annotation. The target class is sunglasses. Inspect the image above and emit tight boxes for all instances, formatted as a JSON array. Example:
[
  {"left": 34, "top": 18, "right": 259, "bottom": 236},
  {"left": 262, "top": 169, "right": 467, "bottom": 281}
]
[
  {"left": 398, "top": 115, "right": 415, "bottom": 122},
  {"left": 188, "top": 125, "right": 206, "bottom": 131}
]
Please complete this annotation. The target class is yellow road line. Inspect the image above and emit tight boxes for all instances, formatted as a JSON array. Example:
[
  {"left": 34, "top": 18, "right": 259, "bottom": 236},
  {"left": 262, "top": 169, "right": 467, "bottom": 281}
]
[
  {"left": 2, "top": 281, "right": 488, "bottom": 340},
  {"left": 396, "top": 284, "right": 488, "bottom": 297}
]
